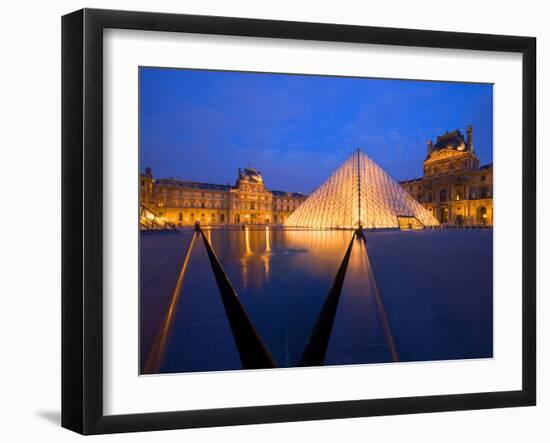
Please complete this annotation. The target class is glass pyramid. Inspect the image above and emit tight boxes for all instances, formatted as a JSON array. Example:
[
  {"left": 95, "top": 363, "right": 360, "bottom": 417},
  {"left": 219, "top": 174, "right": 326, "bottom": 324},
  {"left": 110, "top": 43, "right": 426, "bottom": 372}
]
[{"left": 285, "top": 150, "right": 439, "bottom": 229}]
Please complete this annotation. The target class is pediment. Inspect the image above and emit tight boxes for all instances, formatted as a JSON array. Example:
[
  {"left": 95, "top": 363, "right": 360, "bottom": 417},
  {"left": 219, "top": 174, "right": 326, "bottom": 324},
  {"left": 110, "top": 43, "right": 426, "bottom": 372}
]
[{"left": 425, "top": 149, "right": 469, "bottom": 164}]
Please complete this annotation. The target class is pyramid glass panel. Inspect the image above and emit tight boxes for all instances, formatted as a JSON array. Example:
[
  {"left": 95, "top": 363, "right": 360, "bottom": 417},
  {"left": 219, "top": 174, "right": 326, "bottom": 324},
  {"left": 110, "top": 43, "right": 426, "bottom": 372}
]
[{"left": 285, "top": 150, "right": 439, "bottom": 229}]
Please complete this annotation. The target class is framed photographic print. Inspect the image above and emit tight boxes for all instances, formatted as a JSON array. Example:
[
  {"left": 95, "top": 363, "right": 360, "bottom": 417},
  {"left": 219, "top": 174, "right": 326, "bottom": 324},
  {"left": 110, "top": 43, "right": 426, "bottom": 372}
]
[{"left": 61, "top": 8, "right": 536, "bottom": 435}]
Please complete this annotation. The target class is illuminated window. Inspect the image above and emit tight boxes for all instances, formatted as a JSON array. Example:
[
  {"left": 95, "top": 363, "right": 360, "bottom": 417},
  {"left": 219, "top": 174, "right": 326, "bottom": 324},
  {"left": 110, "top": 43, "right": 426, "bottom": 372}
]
[{"left": 477, "top": 206, "right": 487, "bottom": 224}]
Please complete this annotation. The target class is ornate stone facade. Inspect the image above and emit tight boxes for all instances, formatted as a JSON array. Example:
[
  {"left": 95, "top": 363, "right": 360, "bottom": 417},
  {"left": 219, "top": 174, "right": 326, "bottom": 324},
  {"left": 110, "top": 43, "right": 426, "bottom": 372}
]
[
  {"left": 140, "top": 167, "right": 307, "bottom": 227},
  {"left": 400, "top": 126, "right": 493, "bottom": 226}
]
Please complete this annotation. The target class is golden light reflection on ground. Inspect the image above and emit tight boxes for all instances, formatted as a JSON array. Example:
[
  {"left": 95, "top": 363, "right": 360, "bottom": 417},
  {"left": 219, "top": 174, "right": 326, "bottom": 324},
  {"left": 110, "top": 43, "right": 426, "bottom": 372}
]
[{"left": 143, "top": 232, "right": 197, "bottom": 374}]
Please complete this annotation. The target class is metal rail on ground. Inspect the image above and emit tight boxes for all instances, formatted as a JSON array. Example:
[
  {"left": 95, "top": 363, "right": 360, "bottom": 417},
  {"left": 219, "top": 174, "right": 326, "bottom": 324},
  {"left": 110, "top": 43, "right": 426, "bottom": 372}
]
[
  {"left": 358, "top": 231, "right": 399, "bottom": 362},
  {"left": 199, "top": 227, "right": 277, "bottom": 369},
  {"left": 298, "top": 232, "right": 356, "bottom": 367},
  {"left": 143, "top": 232, "right": 197, "bottom": 374}
]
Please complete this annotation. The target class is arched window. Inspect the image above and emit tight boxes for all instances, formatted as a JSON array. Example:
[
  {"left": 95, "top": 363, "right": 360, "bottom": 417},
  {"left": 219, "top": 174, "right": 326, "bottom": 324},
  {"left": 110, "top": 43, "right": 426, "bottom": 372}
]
[
  {"left": 439, "top": 207, "right": 448, "bottom": 223},
  {"left": 477, "top": 206, "right": 487, "bottom": 224},
  {"left": 439, "top": 189, "right": 447, "bottom": 202}
]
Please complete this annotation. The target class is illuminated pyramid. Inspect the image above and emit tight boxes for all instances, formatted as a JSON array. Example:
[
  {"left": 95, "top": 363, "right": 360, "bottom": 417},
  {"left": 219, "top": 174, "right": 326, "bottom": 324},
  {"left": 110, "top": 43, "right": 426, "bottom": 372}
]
[{"left": 285, "top": 150, "right": 439, "bottom": 229}]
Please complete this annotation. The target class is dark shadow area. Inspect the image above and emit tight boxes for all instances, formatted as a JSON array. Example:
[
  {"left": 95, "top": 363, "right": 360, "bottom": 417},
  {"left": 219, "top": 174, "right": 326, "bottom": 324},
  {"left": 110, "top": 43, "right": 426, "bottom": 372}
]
[{"left": 36, "top": 410, "right": 61, "bottom": 425}]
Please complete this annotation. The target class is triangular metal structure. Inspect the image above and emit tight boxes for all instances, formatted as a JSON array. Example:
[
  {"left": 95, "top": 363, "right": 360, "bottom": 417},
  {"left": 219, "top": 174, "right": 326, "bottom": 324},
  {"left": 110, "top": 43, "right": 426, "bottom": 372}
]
[{"left": 285, "top": 150, "right": 439, "bottom": 229}]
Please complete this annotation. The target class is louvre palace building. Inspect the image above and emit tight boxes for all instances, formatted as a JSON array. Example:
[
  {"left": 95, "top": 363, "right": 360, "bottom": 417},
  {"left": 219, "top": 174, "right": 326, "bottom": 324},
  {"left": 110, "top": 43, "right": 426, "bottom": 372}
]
[
  {"left": 140, "top": 125, "right": 492, "bottom": 229},
  {"left": 140, "top": 166, "right": 307, "bottom": 227},
  {"left": 399, "top": 125, "right": 493, "bottom": 226}
]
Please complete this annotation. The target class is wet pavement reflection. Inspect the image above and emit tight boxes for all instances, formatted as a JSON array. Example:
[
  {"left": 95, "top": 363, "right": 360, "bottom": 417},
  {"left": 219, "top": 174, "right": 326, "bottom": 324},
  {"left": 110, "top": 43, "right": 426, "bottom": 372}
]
[
  {"left": 210, "top": 228, "right": 353, "bottom": 367},
  {"left": 140, "top": 228, "right": 493, "bottom": 374}
]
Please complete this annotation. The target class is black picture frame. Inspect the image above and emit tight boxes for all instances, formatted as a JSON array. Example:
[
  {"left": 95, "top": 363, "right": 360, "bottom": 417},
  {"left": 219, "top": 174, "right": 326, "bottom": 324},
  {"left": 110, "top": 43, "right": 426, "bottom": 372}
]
[{"left": 61, "top": 8, "right": 536, "bottom": 435}]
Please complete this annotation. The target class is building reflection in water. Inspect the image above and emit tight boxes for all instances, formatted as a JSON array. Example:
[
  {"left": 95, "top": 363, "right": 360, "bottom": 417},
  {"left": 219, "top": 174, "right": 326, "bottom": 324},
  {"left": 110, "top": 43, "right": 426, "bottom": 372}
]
[
  {"left": 143, "top": 227, "right": 493, "bottom": 372},
  {"left": 211, "top": 228, "right": 353, "bottom": 292},
  {"left": 209, "top": 228, "right": 354, "bottom": 366},
  {"left": 240, "top": 226, "right": 272, "bottom": 288},
  {"left": 261, "top": 227, "right": 271, "bottom": 282},
  {"left": 240, "top": 227, "right": 251, "bottom": 289}
]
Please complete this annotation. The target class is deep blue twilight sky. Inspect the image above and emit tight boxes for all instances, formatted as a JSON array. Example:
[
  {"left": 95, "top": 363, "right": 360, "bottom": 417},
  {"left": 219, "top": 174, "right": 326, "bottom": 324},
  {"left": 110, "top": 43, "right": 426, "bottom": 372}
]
[{"left": 140, "top": 68, "right": 493, "bottom": 194}]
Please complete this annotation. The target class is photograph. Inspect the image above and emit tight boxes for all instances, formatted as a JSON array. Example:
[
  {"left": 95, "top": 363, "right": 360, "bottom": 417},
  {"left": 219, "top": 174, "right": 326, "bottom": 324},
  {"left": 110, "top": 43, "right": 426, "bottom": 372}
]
[{"left": 138, "top": 67, "right": 494, "bottom": 375}]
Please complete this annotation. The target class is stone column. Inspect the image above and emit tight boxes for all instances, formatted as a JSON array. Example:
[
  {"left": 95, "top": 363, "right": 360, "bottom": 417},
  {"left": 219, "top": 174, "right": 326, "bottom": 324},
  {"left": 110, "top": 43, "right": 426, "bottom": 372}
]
[{"left": 449, "top": 184, "right": 453, "bottom": 223}]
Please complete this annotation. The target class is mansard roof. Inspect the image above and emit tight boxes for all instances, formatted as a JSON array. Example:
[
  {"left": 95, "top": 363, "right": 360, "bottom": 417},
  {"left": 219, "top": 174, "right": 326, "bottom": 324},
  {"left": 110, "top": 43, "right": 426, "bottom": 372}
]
[
  {"left": 155, "top": 178, "right": 233, "bottom": 191},
  {"left": 432, "top": 130, "right": 467, "bottom": 151},
  {"left": 271, "top": 190, "right": 307, "bottom": 198}
]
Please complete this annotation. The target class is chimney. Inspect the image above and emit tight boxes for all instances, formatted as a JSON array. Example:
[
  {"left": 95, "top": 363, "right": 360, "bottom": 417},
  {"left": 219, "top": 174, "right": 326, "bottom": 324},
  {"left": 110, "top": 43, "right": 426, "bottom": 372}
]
[
  {"left": 427, "top": 139, "right": 433, "bottom": 157},
  {"left": 144, "top": 167, "right": 152, "bottom": 178},
  {"left": 467, "top": 125, "right": 473, "bottom": 150}
]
